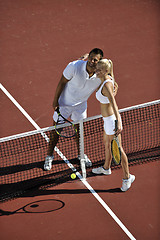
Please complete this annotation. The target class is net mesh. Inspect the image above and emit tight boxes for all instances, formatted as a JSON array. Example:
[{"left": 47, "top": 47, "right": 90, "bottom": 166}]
[
  {"left": 0, "top": 100, "right": 160, "bottom": 201},
  {"left": 84, "top": 101, "right": 160, "bottom": 170}
]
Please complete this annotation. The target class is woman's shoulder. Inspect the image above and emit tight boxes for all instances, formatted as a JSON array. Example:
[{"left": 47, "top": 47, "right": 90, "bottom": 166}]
[
  {"left": 104, "top": 76, "right": 114, "bottom": 85},
  {"left": 102, "top": 76, "right": 114, "bottom": 91},
  {"left": 106, "top": 74, "right": 114, "bottom": 81}
]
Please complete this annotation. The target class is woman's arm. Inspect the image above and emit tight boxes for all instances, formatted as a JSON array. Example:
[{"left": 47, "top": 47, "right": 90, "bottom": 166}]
[{"left": 104, "top": 82, "right": 122, "bottom": 135}]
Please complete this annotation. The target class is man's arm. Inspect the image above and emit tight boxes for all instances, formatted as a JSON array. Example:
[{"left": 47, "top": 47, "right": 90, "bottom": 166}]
[
  {"left": 113, "top": 81, "right": 118, "bottom": 96},
  {"left": 78, "top": 53, "right": 89, "bottom": 61},
  {"left": 52, "top": 75, "right": 69, "bottom": 109}
]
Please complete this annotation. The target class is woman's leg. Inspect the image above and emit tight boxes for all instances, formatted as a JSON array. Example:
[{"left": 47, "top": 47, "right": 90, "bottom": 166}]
[
  {"left": 103, "top": 132, "right": 113, "bottom": 169},
  {"left": 103, "top": 132, "right": 130, "bottom": 179},
  {"left": 118, "top": 135, "right": 135, "bottom": 191},
  {"left": 118, "top": 135, "right": 130, "bottom": 179}
]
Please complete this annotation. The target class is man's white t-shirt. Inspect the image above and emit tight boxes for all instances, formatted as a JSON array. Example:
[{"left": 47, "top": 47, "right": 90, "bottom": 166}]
[{"left": 58, "top": 60, "right": 101, "bottom": 106}]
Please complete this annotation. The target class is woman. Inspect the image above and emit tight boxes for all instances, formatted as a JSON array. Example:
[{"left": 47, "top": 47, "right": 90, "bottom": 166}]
[{"left": 92, "top": 59, "right": 135, "bottom": 191}]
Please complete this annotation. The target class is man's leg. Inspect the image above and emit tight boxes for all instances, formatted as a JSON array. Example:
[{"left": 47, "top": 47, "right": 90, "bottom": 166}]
[
  {"left": 47, "top": 125, "right": 59, "bottom": 156},
  {"left": 44, "top": 120, "right": 59, "bottom": 171},
  {"left": 44, "top": 106, "right": 71, "bottom": 171}
]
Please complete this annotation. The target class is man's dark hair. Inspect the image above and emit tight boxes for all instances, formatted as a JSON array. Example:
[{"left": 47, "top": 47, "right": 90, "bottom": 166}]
[{"left": 89, "top": 48, "right": 103, "bottom": 59}]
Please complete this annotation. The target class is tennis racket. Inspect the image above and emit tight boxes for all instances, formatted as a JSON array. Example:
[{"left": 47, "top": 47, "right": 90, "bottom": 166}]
[
  {"left": 55, "top": 107, "right": 77, "bottom": 138},
  {"left": 111, "top": 120, "right": 121, "bottom": 165}
]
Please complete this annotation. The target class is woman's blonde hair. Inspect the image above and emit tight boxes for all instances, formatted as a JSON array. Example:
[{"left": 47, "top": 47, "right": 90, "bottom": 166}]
[{"left": 97, "top": 59, "right": 114, "bottom": 78}]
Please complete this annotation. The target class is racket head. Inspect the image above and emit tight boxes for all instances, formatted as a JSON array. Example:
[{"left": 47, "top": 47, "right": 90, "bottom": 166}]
[
  {"left": 55, "top": 122, "right": 77, "bottom": 138},
  {"left": 111, "top": 137, "right": 121, "bottom": 165},
  {"left": 54, "top": 108, "right": 77, "bottom": 138}
]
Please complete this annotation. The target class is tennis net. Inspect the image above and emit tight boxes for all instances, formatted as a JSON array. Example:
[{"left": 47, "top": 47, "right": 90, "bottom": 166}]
[{"left": 0, "top": 100, "right": 159, "bottom": 201}]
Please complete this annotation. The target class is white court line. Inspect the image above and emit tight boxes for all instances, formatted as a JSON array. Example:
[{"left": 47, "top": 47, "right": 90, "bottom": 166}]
[
  {"left": 0, "top": 83, "right": 136, "bottom": 240},
  {"left": 0, "top": 83, "right": 41, "bottom": 130}
]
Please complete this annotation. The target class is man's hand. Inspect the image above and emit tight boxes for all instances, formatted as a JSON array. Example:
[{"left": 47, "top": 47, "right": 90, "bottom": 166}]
[
  {"left": 79, "top": 53, "right": 89, "bottom": 61},
  {"left": 113, "top": 82, "right": 118, "bottom": 96},
  {"left": 52, "top": 101, "right": 59, "bottom": 111}
]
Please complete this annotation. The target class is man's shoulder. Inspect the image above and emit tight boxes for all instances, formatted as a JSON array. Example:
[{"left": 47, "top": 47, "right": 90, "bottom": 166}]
[
  {"left": 69, "top": 59, "right": 85, "bottom": 66},
  {"left": 63, "top": 60, "right": 86, "bottom": 79},
  {"left": 67, "top": 60, "right": 86, "bottom": 72}
]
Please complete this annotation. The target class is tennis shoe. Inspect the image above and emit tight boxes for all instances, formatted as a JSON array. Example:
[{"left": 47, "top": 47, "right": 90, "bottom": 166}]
[
  {"left": 44, "top": 155, "right": 54, "bottom": 171},
  {"left": 92, "top": 166, "right": 111, "bottom": 175},
  {"left": 78, "top": 154, "right": 92, "bottom": 167},
  {"left": 121, "top": 174, "right": 135, "bottom": 192}
]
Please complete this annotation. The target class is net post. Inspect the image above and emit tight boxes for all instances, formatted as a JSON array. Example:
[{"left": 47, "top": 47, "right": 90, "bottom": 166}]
[{"left": 79, "top": 119, "right": 86, "bottom": 179}]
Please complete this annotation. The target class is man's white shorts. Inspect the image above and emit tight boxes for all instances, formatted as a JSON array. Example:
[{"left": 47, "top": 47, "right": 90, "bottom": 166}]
[
  {"left": 53, "top": 102, "right": 87, "bottom": 123},
  {"left": 103, "top": 114, "right": 122, "bottom": 135}
]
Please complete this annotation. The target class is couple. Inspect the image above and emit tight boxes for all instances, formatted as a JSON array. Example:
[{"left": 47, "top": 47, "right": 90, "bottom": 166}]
[{"left": 44, "top": 48, "right": 135, "bottom": 192}]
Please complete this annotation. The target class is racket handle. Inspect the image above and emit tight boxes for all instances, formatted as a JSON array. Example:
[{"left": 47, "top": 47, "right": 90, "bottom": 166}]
[{"left": 115, "top": 120, "right": 118, "bottom": 132}]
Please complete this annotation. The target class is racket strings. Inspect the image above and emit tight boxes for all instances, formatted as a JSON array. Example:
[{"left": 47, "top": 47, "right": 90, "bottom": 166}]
[
  {"left": 112, "top": 139, "right": 121, "bottom": 164},
  {"left": 56, "top": 124, "right": 77, "bottom": 138}
]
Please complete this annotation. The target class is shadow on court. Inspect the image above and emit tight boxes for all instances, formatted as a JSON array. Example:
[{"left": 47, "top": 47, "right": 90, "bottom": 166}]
[{"left": 0, "top": 199, "right": 65, "bottom": 216}]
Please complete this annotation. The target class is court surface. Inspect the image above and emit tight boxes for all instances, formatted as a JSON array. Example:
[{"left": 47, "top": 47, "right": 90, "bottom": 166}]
[{"left": 0, "top": 1, "right": 159, "bottom": 239}]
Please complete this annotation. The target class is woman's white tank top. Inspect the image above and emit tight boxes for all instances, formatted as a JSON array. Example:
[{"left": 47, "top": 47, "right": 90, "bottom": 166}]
[{"left": 96, "top": 78, "right": 114, "bottom": 104}]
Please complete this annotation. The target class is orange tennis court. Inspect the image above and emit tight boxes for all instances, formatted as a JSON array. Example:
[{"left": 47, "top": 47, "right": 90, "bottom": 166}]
[{"left": 0, "top": 1, "right": 159, "bottom": 240}]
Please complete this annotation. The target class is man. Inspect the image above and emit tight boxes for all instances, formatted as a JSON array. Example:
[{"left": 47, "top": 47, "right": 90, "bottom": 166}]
[{"left": 44, "top": 48, "right": 103, "bottom": 171}]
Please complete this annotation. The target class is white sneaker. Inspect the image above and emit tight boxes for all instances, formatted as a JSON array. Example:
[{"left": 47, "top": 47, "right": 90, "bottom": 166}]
[
  {"left": 44, "top": 156, "right": 54, "bottom": 171},
  {"left": 78, "top": 154, "right": 92, "bottom": 167},
  {"left": 121, "top": 174, "right": 135, "bottom": 192},
  {"left": 92, "top": 166, "right": 111, "bottom": 175}
]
